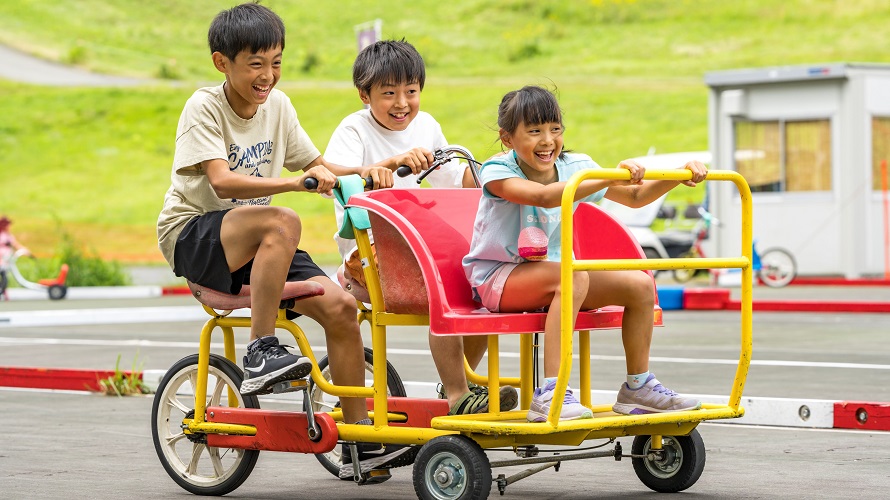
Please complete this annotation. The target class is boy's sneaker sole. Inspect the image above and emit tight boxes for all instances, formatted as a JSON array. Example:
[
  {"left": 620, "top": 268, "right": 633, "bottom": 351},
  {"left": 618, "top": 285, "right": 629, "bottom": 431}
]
[{"left": 240, "top": 357, "right": 312, "bottom": 396}]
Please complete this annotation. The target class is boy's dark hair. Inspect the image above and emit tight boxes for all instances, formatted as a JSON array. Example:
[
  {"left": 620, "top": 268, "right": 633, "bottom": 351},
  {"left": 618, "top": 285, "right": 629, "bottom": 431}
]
[
  {"left": 208, "top": 2, "right": 285, "bottom": 61},
  {"left": 353, "top": 39, "right": 425, "bottom": 96}
]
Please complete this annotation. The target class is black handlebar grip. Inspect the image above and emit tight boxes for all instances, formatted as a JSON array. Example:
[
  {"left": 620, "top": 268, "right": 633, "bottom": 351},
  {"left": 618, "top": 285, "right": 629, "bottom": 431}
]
[
  {"left": 304, "top": 176, "right": 376, "bottom": 191},
  {"left": 396, "top": 165, "right": 413, "bottom": 178}
]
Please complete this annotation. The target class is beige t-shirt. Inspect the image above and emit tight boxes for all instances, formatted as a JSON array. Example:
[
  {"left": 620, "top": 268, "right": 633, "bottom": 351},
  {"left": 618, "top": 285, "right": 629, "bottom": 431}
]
[{"left": 157, "top": 83, "right": 320, "bottom": 267}]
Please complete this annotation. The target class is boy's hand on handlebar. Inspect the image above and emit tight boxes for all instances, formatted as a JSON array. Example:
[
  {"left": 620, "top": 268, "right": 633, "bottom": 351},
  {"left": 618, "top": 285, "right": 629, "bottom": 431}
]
[
  {"left": 360, "top": 166, "right": 394, "bottom": 190},
  {"left": 391, "top": 147, "right": 434, "bottom": 176},
  {"left": 680, "top": 160, "right": 708, "bottom": 187},
  {"left": 617, "top": 159, "right": 645, "bottom": 186},
  {"left": 301, "top": 165, "right": 337, "bottom": 195}
]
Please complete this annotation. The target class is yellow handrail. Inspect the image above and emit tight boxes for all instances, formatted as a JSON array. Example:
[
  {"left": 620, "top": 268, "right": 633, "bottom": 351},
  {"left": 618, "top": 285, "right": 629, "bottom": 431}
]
[{"left": 554, "top": 169, "right": 753, "bottom": 426}]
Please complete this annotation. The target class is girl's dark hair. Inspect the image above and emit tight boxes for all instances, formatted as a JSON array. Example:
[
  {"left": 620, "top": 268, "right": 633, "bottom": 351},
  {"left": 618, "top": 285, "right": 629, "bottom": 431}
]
[
  {"left": 497, "top": 86, "right": 568, "bottom": 158},
  {"left": 497, "top": 85, "right": 563, "bottom": 134},
  {"left": 353, "top": 39, "right": 425, "bottom": 96},
  {"left": 208, "top": 2, "right": 285, "bottom": 61}
]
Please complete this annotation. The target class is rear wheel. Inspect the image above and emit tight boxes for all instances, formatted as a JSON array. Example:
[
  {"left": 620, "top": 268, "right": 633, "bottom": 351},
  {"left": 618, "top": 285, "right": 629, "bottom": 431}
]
[
  {"left": 48, "top": 285, "right": 67, "bottom": 300},
  {"left": 309, "top": 347, "right": 416, "bottom": 478},
  {"left": 632, "top": 429, "right": 706, "bottom": 493},
  {"left": 758, "top": 247, "right": 796, "bottom": 288},
  {"left": 151, "top": 354, "right": 260, "bottom": 496},
  {"left": 0, "top": 270, "right": 7, "bottom": 295}
]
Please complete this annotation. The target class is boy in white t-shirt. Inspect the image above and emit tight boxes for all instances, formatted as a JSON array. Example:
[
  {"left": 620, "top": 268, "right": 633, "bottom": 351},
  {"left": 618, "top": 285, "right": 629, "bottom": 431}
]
[
  {"left": 324, "top": 40, "right": 517, "bottom": 416},
  {"left": 156, "top": 3, "right": 410, "bottom": 477}
]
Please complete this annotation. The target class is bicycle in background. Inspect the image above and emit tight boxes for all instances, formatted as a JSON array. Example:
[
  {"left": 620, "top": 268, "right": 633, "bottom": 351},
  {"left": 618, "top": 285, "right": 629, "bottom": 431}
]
[{"left": 672, "top": 206, "right": 797, "bottom": 288}]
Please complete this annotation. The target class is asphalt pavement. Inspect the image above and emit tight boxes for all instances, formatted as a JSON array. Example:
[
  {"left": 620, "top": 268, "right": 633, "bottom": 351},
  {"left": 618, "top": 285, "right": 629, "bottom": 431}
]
[{"left": 2, "top": 290, "right": 889, "bottom": 498}]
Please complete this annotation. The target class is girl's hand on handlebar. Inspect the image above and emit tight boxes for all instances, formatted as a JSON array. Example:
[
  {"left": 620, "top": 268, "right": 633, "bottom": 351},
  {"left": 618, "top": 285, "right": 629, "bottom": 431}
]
[
  {"left": 361, "top": 166, "right": 394, "bottom": 190},
  {"left": 680, "top": 160, "right": 708, "bottom": 187},
  {"left": 616, "top": 159, "right": 646, "bottom": 186},
  {"left": 300, "top": 165, "right": 337, "bottom": 195}
]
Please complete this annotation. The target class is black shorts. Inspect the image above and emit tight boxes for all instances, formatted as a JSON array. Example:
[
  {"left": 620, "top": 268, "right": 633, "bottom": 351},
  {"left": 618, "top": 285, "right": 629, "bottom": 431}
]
[{"left": 173, "top": 209, "right": 327, "bottom": 295}]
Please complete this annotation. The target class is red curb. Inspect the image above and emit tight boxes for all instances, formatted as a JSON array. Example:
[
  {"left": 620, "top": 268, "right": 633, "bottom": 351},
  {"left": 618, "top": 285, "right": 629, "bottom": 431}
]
[
  {"left": 161, "top": 286, "right": 191, "bottom": 296},
  {"left": 0, "top": 367, "right": 142, "bottom": 392},
  {"left": 834, "top": 401, "right": 890, "bottom": 431}
]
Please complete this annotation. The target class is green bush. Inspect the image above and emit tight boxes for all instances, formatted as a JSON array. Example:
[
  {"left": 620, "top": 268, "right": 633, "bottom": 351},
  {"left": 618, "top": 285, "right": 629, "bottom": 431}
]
[{"left": 15, "top": 229, "right": 130, "bottom": 287}]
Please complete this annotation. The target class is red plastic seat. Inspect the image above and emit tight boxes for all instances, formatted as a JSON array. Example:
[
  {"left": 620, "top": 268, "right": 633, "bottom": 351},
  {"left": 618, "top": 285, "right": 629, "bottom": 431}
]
[{"left": 348, "top": 189, "right": 661, "bottom": 336}]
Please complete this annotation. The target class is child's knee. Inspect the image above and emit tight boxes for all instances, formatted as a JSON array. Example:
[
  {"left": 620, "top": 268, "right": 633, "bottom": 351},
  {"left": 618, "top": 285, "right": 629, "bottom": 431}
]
[{"left": 264, "top": 208, "right": 301, "bottom": 247}]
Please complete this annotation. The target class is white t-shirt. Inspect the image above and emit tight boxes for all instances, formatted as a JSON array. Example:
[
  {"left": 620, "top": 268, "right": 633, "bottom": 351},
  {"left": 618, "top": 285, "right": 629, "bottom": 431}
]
[
  {"left": 323, "top": 108, "right": 465, "bottom": 261},
  {"left": 157, "top": 83, "right": 320, "bottom": 267}
]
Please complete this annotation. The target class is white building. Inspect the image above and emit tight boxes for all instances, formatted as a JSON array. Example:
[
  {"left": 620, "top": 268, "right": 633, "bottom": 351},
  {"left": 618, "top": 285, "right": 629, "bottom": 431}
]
[{"left": 705, "top": 63, "right": 890, "bottom": 278}]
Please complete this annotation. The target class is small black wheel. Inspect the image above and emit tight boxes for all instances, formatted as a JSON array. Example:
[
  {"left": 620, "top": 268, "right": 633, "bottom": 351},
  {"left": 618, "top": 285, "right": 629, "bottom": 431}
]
[
  {"left": 672, "top": 250, "right": 701, "bottom": 283},
  {"left": 758, "top": 247, "right": 797, "bottom": 288},
  {"left": 631, "top": 429, "right": 706, "bottom": 493},
  {"left": 151, "top": 354, "right": 260, "bottom": 496},
  {"left": 309, "top": 347, "right": 416, "bottom": 478},
  {"left": 0, "top": 270, "right": 8, "bottom": 295},
  {"left": 413, "top": 435, "right": 491, "bottom": 500},
  {"left": 48, "top": 285, "right": 67, "bottom": 300}
]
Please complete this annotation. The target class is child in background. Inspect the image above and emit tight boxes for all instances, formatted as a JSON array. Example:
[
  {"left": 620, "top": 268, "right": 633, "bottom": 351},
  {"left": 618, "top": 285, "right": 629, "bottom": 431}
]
[
  {"left": 0, "top": 216, "right": 29, "bottom": 265},
  {"left": 324, "top": 39, "right": 518, "bottom": 417},
  {"left": 462, "top": 85, "right": 706, "bottom": 421}
]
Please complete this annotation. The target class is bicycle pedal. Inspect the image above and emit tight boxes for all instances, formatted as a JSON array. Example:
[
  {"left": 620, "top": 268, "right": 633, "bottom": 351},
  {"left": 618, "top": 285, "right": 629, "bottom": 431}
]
[
  {"left": 270, "top": 379, "right": 308, "bottom": 394},
  {"left": 357, "top": 469, "right": 391, "bottom": 485}
]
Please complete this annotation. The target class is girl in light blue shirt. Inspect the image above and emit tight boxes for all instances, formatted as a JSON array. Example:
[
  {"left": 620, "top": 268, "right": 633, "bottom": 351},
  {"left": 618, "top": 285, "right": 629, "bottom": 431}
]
[{"left": 463, "top": 86, "right": 708, "bottom": 421}]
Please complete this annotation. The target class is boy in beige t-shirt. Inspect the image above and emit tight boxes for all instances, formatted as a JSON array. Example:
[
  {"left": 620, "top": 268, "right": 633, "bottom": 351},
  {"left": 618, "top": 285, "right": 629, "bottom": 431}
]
[{"left": 157, "top": 3, "right": 409, "bottom": 475}]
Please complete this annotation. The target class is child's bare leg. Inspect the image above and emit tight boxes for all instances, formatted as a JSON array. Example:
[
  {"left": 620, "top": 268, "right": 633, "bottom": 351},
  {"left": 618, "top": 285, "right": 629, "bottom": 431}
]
[
  {"left": 430, "top": 334, "right": 472, "bottom": 408},
  {"left": 498, "top": 262, "right": 585, "bottom": 377},
  {"left": 462, "top": 335, "right": 488, "bottom": 370},
  {"left": 290, "top": 276, "right": 369, "bottom": 424},
  {"left": 581, "top": 270, "right": 655, "bottom": 374},
  {"left": 220, "top": 206, "right": 300, "bottom": 339}
]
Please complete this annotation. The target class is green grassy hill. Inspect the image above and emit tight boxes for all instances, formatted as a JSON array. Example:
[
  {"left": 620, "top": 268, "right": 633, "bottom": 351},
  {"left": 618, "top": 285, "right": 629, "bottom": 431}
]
[{"left": 1, "top": 0, "right": 888, "bottom": 264}]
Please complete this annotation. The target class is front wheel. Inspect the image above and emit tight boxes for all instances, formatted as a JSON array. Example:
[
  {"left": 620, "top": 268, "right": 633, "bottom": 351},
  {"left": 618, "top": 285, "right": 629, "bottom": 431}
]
[
  {"left": 309, "top": 347, "right": 415, "bottom": 478},
  {"left": 413, "top": 435, "right": 491, "bottom": 500},
  {"left": 758, "top": 247, "right": 797, "bottom": 288},
  {"left": 151, "top": 354, "right": 260, "bottom": 496},
  {"left": 631, "top": 429, "right": 706, "bottom": 493}
]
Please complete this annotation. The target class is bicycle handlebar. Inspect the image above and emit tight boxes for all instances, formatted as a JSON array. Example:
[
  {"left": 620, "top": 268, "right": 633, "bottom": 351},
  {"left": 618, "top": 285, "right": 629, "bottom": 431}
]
[{"left": 303, "top": 175, "right": 374, "bottom": 191}]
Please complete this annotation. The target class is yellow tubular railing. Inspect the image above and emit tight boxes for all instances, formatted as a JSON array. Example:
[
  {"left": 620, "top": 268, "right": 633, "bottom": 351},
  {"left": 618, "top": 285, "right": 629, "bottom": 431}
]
[{"left": 559, "top": 169, "right": 753, "bottom": 426}]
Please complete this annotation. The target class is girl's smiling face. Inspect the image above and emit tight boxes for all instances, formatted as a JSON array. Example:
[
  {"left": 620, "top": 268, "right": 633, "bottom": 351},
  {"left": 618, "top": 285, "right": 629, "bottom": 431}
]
[{"left": 502, "top": 120, "right": 564, "bottom": 180}]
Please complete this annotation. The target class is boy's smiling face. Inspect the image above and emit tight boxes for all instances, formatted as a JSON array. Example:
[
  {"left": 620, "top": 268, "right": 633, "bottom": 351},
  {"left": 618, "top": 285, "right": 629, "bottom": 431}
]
[
  {"left": 360, "top": 81, "right": 421, "bottom": 131},
  {"left": 213, "top": 45, "right": 282, "bottom": 120}
]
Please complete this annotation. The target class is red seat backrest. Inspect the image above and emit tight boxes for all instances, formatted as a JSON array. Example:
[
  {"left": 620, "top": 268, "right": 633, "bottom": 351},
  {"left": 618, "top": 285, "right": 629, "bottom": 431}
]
[{"left": 350, "top": 190, "right": 649, "bottom": 317}]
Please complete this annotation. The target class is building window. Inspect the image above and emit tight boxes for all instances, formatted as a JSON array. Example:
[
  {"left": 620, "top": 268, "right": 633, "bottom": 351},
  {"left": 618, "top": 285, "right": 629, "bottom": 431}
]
[
  {"left": 874, "top": 117, "right": 890, "bottom": 191},
  {"left": 734, "top": 119, "right": 832, "bottom": 192}
]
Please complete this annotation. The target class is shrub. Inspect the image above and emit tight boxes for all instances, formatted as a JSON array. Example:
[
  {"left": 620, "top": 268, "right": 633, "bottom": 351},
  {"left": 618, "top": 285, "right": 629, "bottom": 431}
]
[{"left": 98, "top": 353, "right": 150, "bottom": 397}]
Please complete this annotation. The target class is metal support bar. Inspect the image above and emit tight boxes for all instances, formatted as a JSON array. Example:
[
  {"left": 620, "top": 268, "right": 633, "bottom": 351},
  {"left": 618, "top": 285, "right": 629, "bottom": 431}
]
[{"left": 489, "top": 448, "right": 617, "bottom": 468}]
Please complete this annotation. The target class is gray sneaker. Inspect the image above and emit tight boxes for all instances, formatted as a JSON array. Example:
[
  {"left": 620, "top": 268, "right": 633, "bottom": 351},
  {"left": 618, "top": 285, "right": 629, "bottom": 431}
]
[
  {"left": 527, "top": 379, "right": 593, "bottom": 422},
  {"left": 612, "top": 374, "right": 701, "bottom": 415}
]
